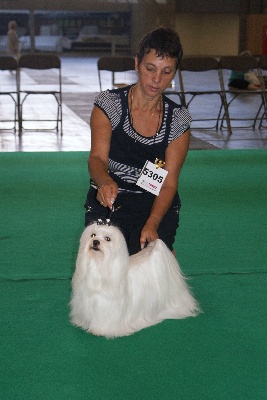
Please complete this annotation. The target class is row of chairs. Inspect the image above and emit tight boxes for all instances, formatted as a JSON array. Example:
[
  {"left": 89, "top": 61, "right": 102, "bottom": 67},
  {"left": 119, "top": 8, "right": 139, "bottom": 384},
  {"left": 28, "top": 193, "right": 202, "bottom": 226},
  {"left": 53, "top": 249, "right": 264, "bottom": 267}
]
[
  {"left": 0, "top": 54, "right": 62, "bottom": 135},
  {"left": 97, "top": 55, "right": 267, "bottom": 135},
  {"left": 166, "top": 55, "right": 267, "bottom": 135},
  {"left": 5, "top": 53, "right": 266, "bottom": 136}
]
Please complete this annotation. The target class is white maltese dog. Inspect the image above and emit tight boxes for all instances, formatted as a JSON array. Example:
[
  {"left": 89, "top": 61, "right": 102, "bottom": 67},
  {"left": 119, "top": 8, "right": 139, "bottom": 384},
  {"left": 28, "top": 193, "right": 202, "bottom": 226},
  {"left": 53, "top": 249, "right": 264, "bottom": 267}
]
[{"left": 70, "top": 221, "right": 199, "bottom": 338}]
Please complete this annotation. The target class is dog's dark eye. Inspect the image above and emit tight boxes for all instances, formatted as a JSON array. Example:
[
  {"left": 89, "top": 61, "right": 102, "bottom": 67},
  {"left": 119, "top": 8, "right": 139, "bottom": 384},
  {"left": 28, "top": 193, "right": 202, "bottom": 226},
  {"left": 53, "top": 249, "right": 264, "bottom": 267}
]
[
  {"left": 105, "top": 237, "right": 111, "bottom": 241},
  {"left": 91, "top": 233, "right": 96, "bottom": 238}
]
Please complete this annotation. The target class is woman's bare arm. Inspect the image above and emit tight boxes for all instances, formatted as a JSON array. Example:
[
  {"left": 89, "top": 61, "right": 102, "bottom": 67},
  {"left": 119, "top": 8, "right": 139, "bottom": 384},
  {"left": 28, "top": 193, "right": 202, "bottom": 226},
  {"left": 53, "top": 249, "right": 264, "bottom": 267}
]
[
  {"left": 140, "top": 129, "right": 190, "bottom": 247},
  {"left": 88, "top": 106, "right": 118, "bottom": 209}
]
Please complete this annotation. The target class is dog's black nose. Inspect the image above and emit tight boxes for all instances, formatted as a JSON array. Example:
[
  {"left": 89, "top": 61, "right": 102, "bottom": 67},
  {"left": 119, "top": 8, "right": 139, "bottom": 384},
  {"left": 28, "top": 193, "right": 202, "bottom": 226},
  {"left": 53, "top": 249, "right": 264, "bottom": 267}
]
[{"left": 93, "top": 239, "right": 100, "bottom": 248}]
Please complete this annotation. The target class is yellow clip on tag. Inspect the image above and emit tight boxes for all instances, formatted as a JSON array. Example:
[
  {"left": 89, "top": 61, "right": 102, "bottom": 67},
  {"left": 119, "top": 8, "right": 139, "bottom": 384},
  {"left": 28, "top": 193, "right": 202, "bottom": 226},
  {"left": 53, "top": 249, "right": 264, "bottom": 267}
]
[{"left": 155, "top": 158, "right": 165, "bottom": 169}]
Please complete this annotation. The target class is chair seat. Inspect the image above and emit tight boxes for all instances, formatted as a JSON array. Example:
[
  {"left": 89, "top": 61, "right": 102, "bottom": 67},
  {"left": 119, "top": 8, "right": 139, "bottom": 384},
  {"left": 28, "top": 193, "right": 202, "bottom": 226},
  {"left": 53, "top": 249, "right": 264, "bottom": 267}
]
[{"left": 21, "top": 90, "right": 60, "bottom": 95}]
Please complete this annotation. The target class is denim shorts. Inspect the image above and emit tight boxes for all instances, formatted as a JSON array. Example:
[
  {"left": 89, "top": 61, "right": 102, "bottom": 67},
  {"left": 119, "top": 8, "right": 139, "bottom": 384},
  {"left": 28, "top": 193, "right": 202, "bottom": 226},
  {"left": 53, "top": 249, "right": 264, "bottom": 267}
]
[{"left": 84, "top": 187, "right": 181, "bottom": 255}]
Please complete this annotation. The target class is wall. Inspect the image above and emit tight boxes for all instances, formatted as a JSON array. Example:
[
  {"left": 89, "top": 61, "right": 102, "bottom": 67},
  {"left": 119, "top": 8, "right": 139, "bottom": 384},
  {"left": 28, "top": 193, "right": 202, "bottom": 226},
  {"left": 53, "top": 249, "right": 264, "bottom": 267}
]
[
  {"left": 0, "top": 0, "right": 129, "bottom": 11},
  {"left": 175, "top": 0, "right": 262, "bottom": 14},
  {"left": 125, "top": 4, "right": 242, "bottom": 57},
  {"left": 175, "top": 14, "right": 240, "bottom": 56},
  {"left": 0, "top": 0, "right": 245, "bottom": 57},
  {"left": 130, "top": 1, "right": 177, "bottom": 54},
  {"left": 246, "top": 14, "right": 267, "bottom": 54}
]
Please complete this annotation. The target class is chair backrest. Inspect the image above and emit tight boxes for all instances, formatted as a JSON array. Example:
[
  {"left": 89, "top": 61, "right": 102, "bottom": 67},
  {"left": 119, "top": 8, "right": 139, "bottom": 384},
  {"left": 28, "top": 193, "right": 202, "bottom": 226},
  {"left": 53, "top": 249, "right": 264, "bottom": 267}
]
[
  {"left": 257, "top": 55, "right": 267, "bottom": 70},
  {"left": 18, "top": 54, "right": 61, "bottom": 70},
  {"left": 18, "top": 53, "right": 62, "bottom": 93},
  {"left": 179, "top": 56, "right": 219, "bottom": 72},
  {"left": 98, "top": 56, "right": 135, "bottom": 73},
  {"left": 219, "top": 55, "right": 258, "bottom": 72},
  {"left": 97, "top": 56, "right": 135, "bottom": 90},
  {"left": 0, "top": 56, "right": 18, "bottom": 71}
]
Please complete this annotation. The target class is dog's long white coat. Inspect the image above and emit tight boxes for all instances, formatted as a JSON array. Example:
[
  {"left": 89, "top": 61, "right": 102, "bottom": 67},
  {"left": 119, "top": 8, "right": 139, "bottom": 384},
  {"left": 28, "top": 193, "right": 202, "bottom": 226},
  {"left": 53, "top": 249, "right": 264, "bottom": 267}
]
[{"left": 70, "top": 223, "right": 199, "bottom": 338}]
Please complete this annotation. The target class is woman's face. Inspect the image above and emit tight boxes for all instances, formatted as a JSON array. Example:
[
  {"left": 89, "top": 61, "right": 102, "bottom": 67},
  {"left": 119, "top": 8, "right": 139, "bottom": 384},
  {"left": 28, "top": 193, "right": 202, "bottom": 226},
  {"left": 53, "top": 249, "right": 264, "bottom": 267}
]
[{"left": 135, "top": 49, "right": 177, "bottom": 97}]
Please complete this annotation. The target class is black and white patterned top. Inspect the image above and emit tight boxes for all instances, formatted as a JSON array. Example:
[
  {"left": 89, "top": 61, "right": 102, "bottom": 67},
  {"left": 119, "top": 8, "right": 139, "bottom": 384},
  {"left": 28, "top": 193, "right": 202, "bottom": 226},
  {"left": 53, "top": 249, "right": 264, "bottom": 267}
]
[{"left": 92, "top": 85, "right": 192, "bottom": 193}]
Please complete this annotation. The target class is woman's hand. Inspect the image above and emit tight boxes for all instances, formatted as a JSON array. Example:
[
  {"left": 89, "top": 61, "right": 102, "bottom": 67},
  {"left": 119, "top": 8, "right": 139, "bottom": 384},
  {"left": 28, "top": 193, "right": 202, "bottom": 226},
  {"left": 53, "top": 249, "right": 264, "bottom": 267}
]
[
  {"left": 89, "top": 107, "right": 118, "bottom": 210},
  {"left": 139, "top": 129, "right": 191, "bottom": 249},
  {"left": 140, "top": 217, "right": 159, "bottom": 249},
  {"left": 96, "top": 179, "right": 118, "bottom": 210}
]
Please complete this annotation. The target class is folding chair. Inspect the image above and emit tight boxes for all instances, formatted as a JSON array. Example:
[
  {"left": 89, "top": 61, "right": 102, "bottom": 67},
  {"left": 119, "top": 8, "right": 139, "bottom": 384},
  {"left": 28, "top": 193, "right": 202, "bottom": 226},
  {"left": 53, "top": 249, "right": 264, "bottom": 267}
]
[
  {"left": 0, "top": 56, "right": 19, "bottom": 132},
  {"left": 165, "top": 57, "right": 227, "bottom": 132},
  {"left": 218, "top": 55, "right": 267, "bottom": 134},
  {"left": 256, "top": 55, "right": 267, "bottom": 129},
  {"left": 97, "top": 56, "right": 136, "bottom": 91},
  {"left": 18, "top": 54, "right": 63, "bottom": 135}
]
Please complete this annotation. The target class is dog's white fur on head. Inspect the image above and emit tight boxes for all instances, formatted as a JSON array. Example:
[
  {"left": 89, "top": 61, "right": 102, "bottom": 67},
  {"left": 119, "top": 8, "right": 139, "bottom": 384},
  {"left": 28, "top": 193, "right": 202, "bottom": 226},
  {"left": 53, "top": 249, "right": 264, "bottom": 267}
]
[{"left": 70, "top": 222, "right": 200, "bottom": 338}]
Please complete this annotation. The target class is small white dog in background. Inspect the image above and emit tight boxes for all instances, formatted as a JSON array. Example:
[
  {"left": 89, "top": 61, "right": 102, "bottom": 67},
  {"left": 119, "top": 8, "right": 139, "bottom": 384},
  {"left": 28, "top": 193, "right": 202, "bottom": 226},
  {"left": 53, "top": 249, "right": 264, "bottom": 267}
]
[{"left": 70, "top": 221, "right": 200, "bottom": 338}]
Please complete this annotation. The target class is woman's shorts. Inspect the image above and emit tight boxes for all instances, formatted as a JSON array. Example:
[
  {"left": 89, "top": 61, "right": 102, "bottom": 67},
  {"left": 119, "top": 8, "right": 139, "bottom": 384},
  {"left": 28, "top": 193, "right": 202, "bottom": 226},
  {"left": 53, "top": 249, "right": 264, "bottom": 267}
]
[{"left": 84, "top": 187, "right": 181, "bottom": 255}]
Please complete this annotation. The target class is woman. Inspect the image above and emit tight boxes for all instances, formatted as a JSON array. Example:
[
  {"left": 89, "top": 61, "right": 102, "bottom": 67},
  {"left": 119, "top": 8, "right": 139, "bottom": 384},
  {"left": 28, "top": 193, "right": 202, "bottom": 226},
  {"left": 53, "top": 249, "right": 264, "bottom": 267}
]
[
  {"left": 85, "top": 27, "right": 192, "bottom": 255},
  {"left": 7, "top": 20, "right": 20, "bottom": 61}
]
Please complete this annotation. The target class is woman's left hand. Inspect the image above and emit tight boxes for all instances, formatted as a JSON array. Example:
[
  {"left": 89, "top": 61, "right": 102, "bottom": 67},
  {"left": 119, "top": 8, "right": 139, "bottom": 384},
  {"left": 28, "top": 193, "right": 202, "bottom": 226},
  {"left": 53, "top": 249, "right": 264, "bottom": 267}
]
[{"left": 140, "top": 220, "right": 159, "bottom": 249}]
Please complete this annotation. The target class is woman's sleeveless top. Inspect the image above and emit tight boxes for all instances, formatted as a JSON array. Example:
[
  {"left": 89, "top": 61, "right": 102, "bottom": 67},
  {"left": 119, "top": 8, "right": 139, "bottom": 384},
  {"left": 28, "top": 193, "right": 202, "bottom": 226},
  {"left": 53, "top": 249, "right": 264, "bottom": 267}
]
[{"left": 93, "top": 85, "right": 192, "bottom": 193}]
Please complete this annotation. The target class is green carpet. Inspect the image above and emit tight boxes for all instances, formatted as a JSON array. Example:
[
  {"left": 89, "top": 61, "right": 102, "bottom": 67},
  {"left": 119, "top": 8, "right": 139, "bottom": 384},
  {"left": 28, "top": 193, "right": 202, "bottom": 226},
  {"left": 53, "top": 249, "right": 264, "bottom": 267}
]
[{"left": 0, "top": 150, "right": 266, "bottom": 400}]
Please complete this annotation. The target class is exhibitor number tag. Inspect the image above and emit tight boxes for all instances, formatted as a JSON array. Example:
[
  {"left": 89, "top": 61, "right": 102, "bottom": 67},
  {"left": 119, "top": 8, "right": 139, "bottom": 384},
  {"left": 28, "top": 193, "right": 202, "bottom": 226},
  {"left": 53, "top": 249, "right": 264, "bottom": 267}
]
[{"left": 136, "top": 160, "right": 168, "bottom": 196}]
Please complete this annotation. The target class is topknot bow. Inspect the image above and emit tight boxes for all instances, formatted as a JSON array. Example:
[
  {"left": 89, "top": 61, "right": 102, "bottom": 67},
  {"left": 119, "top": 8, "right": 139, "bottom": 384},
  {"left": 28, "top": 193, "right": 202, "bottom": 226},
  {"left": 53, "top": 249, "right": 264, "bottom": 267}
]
[{"left": 97, "top": 218, "right": 111, "bottom": 226}]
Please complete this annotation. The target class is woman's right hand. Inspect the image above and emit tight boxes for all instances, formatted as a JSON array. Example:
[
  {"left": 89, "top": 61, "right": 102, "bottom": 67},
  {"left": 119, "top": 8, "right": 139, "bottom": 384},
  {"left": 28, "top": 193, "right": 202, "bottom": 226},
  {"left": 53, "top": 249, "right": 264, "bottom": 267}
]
[{"left": 96, "top": 179, "right": 118, "bottom": 210}]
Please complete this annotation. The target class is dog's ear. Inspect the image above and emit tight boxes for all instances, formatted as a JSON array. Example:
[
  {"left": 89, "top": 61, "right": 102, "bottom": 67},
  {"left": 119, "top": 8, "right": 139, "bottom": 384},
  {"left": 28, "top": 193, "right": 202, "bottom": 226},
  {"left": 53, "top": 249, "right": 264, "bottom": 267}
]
[
  {"left": 100, "top": 226, "right": 130, "bottom": 295},
  {"left": 79, "top": 225, "right": 95, "bottom": 250}
]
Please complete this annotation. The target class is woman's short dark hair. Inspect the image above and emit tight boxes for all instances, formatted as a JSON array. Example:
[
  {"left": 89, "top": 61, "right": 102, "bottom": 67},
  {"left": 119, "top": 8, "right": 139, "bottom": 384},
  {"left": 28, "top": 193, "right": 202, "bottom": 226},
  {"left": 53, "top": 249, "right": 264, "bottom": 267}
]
[{"left": 136, "top": 27, "right": 183, "bottom": 70}]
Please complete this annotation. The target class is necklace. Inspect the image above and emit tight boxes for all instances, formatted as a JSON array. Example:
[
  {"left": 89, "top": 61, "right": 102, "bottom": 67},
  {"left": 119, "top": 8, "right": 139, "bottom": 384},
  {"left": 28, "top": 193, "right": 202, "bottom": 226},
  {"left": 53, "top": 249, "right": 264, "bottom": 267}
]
[{"left": 129, "top": 85, "right": 162, "bottom": 141}]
